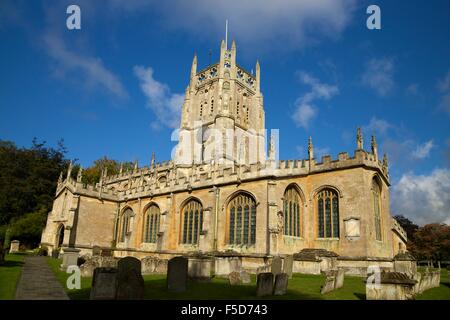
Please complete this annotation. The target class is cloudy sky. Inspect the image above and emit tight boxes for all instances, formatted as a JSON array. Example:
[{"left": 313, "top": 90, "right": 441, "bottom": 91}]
[{"left": 0, "top": 0, "right": 449, "bottom": 225}]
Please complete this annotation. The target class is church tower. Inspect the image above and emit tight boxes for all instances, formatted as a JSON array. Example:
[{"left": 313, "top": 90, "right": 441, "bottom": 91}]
[{"left": 175, "top": 40, "right": 266, "bottom": 166}]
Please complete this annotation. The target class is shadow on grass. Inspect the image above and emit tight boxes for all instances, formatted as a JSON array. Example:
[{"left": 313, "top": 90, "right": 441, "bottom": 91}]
[
  {"left": 353, "top": 293, "right": 366, "bottom": 300},
  {"left": 0, "top": 260, "right": 24, "bottom": 268}
]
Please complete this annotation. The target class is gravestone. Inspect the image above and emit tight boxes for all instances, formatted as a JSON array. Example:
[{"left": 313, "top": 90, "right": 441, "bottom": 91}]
[
  {"left": 335, "top": 269, "right": 345, "bottom": 289},
  {"left": 271, "top": 256, "right": 282, "bottom": 276},
  {"left": 283, "top": 255, "right": 294, "bottom": 279},
  {"left": 228, "top": 271, "right": 241, "bottom": 285},
  {"left": 92, "top": 246, "right": 101, "bottom": 256},
  {"left": 273, "top": 273, "right": 289, "bottom": 295},
  {"left": 167, "top": 256, "right": 188, "bottom": 292},
  {"left": 61, "top": 247, "right": 80, "bottom": 271},
  {"left": 256, "top": 272, "right": 274, "bottom": 297},
  {"left": 90, "top": 267, "right": 118, "bottom": 300},
  {"left": 115, "top": 257, "right": 145, "bottom": 299},
  {"left": 240, "top": 270, "right": 251, "bottom": 284},
  {"left": 320, "top": 271, "right": 336, "bottom": 294},
  {"left": 256, "top": 264, "right": 271, "bottom": 275},
  {"left": 9, "top": 240, "right": 19, "bottom": 253}
]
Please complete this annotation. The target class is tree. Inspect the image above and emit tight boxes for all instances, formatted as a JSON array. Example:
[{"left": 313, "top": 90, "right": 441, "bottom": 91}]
[
  {"left": 409, "top": 223, "right": 450, "bottom": 261},
  {"left": 80, "top": 156, "right": 134, "bottom": 185},
  {"left": 394, "top": 215, "right": 419, "bottom": 242}
]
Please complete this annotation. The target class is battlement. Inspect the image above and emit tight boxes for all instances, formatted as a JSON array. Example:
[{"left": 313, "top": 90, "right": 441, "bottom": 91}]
[
  {"left": 392, "top": 217, "right": 407, "bottom": 242},
  {"left": 56, "top": 142, "right": 389, "bottom": 203}
]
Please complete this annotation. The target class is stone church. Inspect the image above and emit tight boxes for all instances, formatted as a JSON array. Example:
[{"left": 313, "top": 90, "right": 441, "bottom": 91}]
[{"left": 40, "top": 39, "right": 407, "bottom": 275}]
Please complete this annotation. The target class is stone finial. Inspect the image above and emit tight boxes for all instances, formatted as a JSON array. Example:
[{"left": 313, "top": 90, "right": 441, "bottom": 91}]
[
  {"left": 231, "top": 39, "right": 236, "bottom": 51},
  {"left": 308, "top": 136, "right": 314, "bottom": 160},
  {"left": 371, "top": 134, "right": 378, "bottom": 159},
  {"left": 58, "top": 171, "right": 63, "bottom": 184},
  {"left": 268, "top": 133, "right": 276, "bottom": 160},
  {"left": 77, "top": 166, "right": 83, "bottom": 183},
  {"left": 134, "top": 160, "right": 138, "bottom": 173},
  {"left": 150, "top": 152, "right": 155, "bottom": 170},
  {"left": 383, "top": 153, "right": 388, "bottom": 168},
  {"left": 67, "top": 160, "right": 73, "bottom": 179},
  {"left": 356, "top": 127, "right": 363, "bottom": 150},
  {"left": 119, "top": 163, "right": 123, "bottom": 174},
  {"left": 190, "top": 53, "right": 197, "bottom": 79},
  {"left": 256, "top": 60, "right": 261, "bottom": 93}
]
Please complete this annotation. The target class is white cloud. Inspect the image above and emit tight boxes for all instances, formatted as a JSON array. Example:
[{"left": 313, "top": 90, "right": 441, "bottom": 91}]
[
  {"left": 361, "top": 58, "right": 395, "bottom": 96},
  {"left": 363, "top": 117, "right": 393, "bottom": 136},
  {"left": 391, "top": 169, "right": 450, "bottom": 226},
  {"left": 116, "top": 0, "right": 356, "bottom": 52},
  {"left": 412, "top": 140, "right": 434, "bottom": 159},
  {"left": 42, "top": 33, "right": 128, "bottom": 99},
  {"left": 292, "top": 72, "right": 339, "bottom": 128},
  {"left": 134, "top": 65, "right": 184, "bottom": 129}
]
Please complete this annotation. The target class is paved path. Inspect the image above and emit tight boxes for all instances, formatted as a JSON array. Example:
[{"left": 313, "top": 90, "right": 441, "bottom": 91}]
[{"left": 15, "top": 256, "right": 69, "bottom": 300}]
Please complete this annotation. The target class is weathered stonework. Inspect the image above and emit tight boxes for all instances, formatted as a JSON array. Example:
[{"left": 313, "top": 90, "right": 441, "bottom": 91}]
[{"left": 40, "top": 39, "right": 407, "bottom": 276}]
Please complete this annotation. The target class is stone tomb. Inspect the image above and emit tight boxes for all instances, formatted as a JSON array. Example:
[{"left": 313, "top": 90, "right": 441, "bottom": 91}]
[
  {"left": 167, "top": 256, "right": 188, "bottom": 292},
  {"left": 141, "top": 256, "right": 168, "bottom": 274},
  {"left": 90, "top": 267, "right": 118, "bottom": 300},
  {"left": 271, "top": 256, "right": 282, "bottom": 276},
  {"left": 61, "top": 247, "right": 80, "bottom": 271},
  {"left": 9, "top": 240, "right": 19, "bottom": 253},
  {"left": 188, "top": 257, "right": 213, "bottom": 281},
  {"left": 273, "top": 273, "right": 288, "bottom": 295},
  {"left": 115, "top": 257, "right": 145, "bottom": 300},
  {"left": 366, "top": 272, "right": 417, "bottom": 300},
  {"left": 256, "top": 272, "right": 274, "bottom": 297},
  {"left": 214, "top": 256, "right": 242, "bottom": 277}
]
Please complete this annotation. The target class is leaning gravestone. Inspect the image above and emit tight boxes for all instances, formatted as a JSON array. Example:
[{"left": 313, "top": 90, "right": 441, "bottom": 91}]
[
  {"left": 271, "top": 256, "right": 282, "bottom": 276},
  {"left": 320, "top": 271, "right": 336, "bottom": 294},
  {"left": 115, "top": 257, "right": 144, "bottom": 300},
  {"left": 256, "top": 272, "right": 274, "bottom": 297},
  {"left": 283, "top": 255, "right": 294, "bottom": 279},
  {"left": 167, "top": 256, "right": 188, "bottom": 293},
  {"left": 240, "top": 270, "right": 251, "bottom": 284},
  {"left": 228, "top": 271, "right": 241, "bottom": 285},
  {"left": 273, "top": 273, "right": 289, "bottom": 295},
  {"left": 90, "top": 267, "right": 118, "bottom": 300}
]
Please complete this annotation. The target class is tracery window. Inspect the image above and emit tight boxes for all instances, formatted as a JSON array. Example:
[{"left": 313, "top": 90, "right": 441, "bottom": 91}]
[
  {"left": 317, "top": 189, "right": 339, "bottom": 238},
  {"left": 143, "top": 204, "right": 160, "bottom": 243},
  {"left": 118, "top": 208, "right": 133, "bottom": 242},
  {"left": 283, "top": 187, "right": 302, "bottom": 237},
  {"left": 181, "top": 199, "right": 203, "bottom": 245},
  {"left": 228, "top": 193, "right": 256, "bottom": 245},
  {"left": 372, "top": 178, "right": 382, "bottom": 241}
]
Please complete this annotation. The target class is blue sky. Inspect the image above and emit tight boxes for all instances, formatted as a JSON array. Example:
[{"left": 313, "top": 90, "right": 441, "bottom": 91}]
[{"left": 0, "top": 0, "right": 449, "bottom": 225}]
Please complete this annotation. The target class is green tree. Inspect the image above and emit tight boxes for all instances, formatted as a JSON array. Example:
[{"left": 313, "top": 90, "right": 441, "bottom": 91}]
[{"left": 409, "top": 223, "right": 450, "bottom": 261}]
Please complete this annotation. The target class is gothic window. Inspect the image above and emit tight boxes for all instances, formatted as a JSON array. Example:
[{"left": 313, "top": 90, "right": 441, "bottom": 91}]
[
  {"left": 181, "top": 199, "right": 203, "bottom": 245},
  {"left": 143, "top": 204, "right": 160, "bottom": 243},
  {"left": 372, "top": 178, "right": 382, "bottom": 241},
  {"left": 118, "top": 208, "right": 133, "bottom": 243},
  {"left": 283, "top": 186, "right": 302, "bottom": 237},
  {"left": 228, "top": 193, "right": 256, "bottom": 245},
  {"left": 317, "top": 189, "right": 339, "bottom": 238}
]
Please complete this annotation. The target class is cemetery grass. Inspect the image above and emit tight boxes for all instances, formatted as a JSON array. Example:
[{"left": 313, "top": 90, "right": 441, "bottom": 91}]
[
  {"left": 0, "top": 253, "right": 26, "bottom": 299},
  {"left": 46, "top": 258, "right": 450, "bottom": 300}
]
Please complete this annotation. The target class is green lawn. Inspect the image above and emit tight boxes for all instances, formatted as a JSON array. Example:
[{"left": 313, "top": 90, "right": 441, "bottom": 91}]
[
  {"left": 46, "top": 257, "right": 450, "bottom": 300},
  {"left": 0, "top": 253, "right": 26, "bottom": 300}
]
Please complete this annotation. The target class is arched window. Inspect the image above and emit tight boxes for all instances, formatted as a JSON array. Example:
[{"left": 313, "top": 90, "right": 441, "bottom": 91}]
[
  {"left": 372, "top": 178, "right": 382, "bottom": 241},
  {"left": 181, "top": 199, "right": 203, "bottom": 245},
  {"left": 283, "top": 187, "right": 302, "bottom": 237},
  {"left": 228, "top": 193, "right": 257, "bottom": 245},
  {"left": 118, "top": 208, "right": 133, "bottom": 243},
  {"left": 143, "top": 204, "right": 160, "bottom": 243},
  {"left": 317, "top": 189, "right": 339, "bottom": 238}
]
